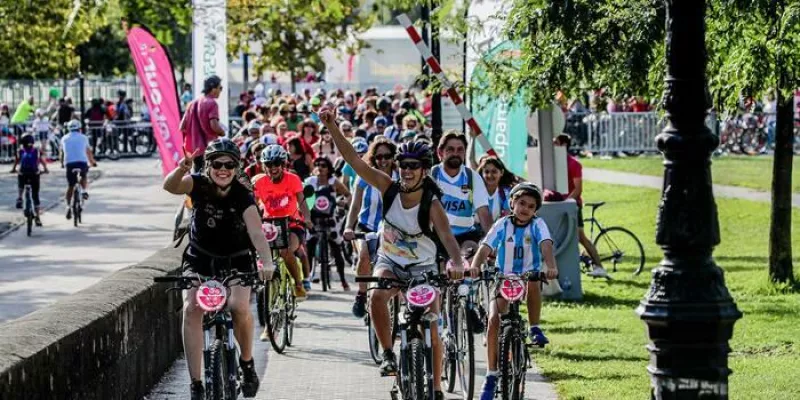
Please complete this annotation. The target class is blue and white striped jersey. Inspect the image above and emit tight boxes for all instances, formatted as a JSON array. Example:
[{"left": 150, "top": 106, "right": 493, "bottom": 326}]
[
  {"left": 481, "top": 216, "right": 553, "bottom": 275},
  {"left": 432, "top": 165, "right": 489, "bottom": 236}
]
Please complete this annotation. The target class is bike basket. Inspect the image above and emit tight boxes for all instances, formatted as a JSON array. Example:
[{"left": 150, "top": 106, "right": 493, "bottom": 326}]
[
  {"left": 406, "top": 284, "right": 437, "bottom": 308},
  {"left": 498, "top": 277, "right": 527, "bottom": 302},
  {"left": 195, "top": 280, "right": 227, "bottom": 312},
  {"left": 262, "top": 218, "right": 289, "bottom": 250}
]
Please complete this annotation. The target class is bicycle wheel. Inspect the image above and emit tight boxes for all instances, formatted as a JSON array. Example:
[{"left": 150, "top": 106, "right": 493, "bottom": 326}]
[
  {"left": 498, "top": 325, "right": 515, "bottom": 400},
  {"left": 285, "top": 285, "right": 296, "bottom": 346},
  {"left": 256, "top": 286, "right": 267, "bottom": 327},
  {"left": 320, "top": 238, "right": 330, "bottom": 292},
  {"left": 367, "top": 315, "right": 382, "bottom": 364},
  {"left": 266, "top": 276, "right": 288, "bottom": 354},
  {"left": 511, "top": 337, "right": 527, "bottom": 400},
  {"left": 224, "top": 345, "right": 238, "bottom": 400},
  {"left": 408, "top": 338, "right": 427, "bottom": 400},
  {"left": 208, "top": 338, "right": 225, "bottom": 400},
  {"left": 457, "top": 300, "right": 476, "bottom": 399},
  {"left": 25, "top": 204, "right": 33, "bottom": 237},
  {"left": 443, "top": 290, "right": 457, "bottom": 393},
  {"left": 72, "top": 193, "right": 80, "bottom": 227},
  {"left": 593, "top": 226, "right": 646, "bottom": 276}
]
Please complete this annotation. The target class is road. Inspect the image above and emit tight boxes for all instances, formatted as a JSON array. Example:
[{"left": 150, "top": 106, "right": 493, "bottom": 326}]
[
  {"left": 147, "top": 275, "right": 559, "bottom": 400},
  {"left": 0, "top": 157, "right": 180, "bottom": 322}
]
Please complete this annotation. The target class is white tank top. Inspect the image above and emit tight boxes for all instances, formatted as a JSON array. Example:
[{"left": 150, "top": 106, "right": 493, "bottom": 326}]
[{"left": 378, "top": 195, "right": 437, "bottom": 266}]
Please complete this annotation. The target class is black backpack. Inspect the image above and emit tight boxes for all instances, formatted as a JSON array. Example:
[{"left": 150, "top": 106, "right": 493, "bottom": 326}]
[{"left": 381, "top": 177, "right": 443, "bottom": 245}]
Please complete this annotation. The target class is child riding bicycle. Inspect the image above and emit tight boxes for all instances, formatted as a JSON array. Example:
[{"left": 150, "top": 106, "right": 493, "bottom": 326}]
[
  {"left": 468, "top": 182, "right": 559, "bottom": 400},
  {"left": 11, "top": 133, "right": 49, "bottom": 226}
]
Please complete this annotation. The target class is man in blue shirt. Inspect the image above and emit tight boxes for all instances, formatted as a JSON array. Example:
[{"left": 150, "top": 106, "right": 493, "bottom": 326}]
[{"left": 60, "top": 120, "right": 97, "bottom": 219}]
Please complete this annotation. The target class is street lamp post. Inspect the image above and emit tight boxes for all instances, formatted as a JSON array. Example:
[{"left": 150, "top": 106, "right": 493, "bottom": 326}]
[{"left": 636, "top": 1, "right": 742, "bottom": 399}]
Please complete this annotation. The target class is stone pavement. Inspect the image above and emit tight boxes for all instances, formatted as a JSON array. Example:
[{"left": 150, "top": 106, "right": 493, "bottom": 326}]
[
  {"left": 147, "top": 273, "right": 559, "bottom": 400},
  {"left": 584, "top": 167, "right": 800, "bottom": 208},
  {"left": 0, "top": 156, "right": 180, "bottom": 322}
]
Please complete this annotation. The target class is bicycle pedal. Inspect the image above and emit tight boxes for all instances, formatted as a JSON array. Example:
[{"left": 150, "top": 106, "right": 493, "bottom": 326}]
[{"left": 381, "top": 370, "right": 398, "bottom": 377}]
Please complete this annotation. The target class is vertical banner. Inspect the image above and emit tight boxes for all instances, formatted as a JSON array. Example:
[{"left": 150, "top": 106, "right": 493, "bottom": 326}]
[
  {"left": 193, "top": 0, "right": 229, "bottom": 128},
  {"left": 126, "top": 26, "right": 183, "bottom": 176}
]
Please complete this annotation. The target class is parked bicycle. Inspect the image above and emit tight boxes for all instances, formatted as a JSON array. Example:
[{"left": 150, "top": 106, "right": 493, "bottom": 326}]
[
  {"left": 356, "top": 272, "right": 450, "bottom": 400},
  {"left": 154, "top": 270, "right": 262, "bottom": 400},
  {"left": 257, "top": 217, "right": 298, "bottom": 354},
  {"left": 580, "top": 201, "right": 645, "bottom": 276}
]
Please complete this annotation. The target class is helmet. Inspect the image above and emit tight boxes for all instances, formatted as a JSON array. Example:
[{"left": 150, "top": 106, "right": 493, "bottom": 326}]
[
  {"left": 260, "top": 134, "right": 279, "bottom": 146},
  {"left": 204, "top": 138, "right": 241, "bottom": 162},
  {"left": 260, "top": 144, "right": 288, "bottom": 164},
  {"left": 509, "top": 182, "right": 543, "bottom": 211},
  {"left": 66, "top": 119, "right": 81, "bottom": 132},
  {"left": 351, "top": 137, "right": 369, "bottom": 154},
  {"left": 399, "top": 99, "right": 413, "bottom": 111},
  {"left": 375, "top": 116, "right": 389, "bottom": 127},
  {"left": 396, "top": 141, "right": 433, "bottom": 168},
  {"left": 310, "top": 97, "right": 321, "bottom": 106},
  {"left": 20, "top": 133, "right": 35, "bottom": 146},
  {"left": 247, "top": 120, "right": 262, "bottom": 132}
]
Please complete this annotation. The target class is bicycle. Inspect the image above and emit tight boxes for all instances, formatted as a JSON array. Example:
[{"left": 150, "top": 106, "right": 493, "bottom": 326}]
[
  {"left": 580, "top": 201, "right": 646, "bottom": 276},
  {"left": 71, "top": 168, "right": 85, "bottom": 227},
  {"left": 22, "top": 183, "right": 35, "bottom": 236},
  {"left": 154, "top": 269, "right": 262, "bottom": 400},
  {"left": 441, "top": 275, "right": 482, "bottom": 400},
  {"left": 356, "top": 271, "right": 450, "bottom": 400},
  {"left": 257, "top": 217, "right": 298, "bottom": 354},
  {"left": 308, "top": 184, "right": 339, "bottom": 292},
  {"left": 484, "top": 269, "right": 549, "bottom": 400}
]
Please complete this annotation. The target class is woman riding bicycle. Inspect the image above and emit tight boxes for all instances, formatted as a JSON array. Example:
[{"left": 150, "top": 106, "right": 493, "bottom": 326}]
[
  {"left": 304, "top": 156, "right": 351, "bottom": 291},
  {"left": 320, "top": 108, "right": 467, "bottom": 400},
  {"left": 343, "top": 137, "right": 397, "bottom": 318},
  {"left": 162, "top": 138, "right": 276, "bottom": 400}
]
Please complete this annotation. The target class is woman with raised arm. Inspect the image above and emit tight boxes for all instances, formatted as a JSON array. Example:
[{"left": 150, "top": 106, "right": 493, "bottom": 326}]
[{"left": 319, "top": 108, "right": 466, "bottom": 400}]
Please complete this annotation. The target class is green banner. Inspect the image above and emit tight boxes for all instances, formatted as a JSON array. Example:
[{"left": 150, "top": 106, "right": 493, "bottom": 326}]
[{"left": 470, "top": 40, "right": 530, "bottom": 178}]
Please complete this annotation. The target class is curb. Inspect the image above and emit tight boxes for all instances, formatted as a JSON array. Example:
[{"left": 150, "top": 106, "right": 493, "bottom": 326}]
[{"left": 0, "top": 169, "right": 104, "bottom": 241}]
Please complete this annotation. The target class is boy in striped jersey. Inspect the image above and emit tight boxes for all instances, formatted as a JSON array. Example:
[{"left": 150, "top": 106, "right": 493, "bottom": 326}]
[{"left": 469, "top": 183, "right": 559, "bottom": 400}]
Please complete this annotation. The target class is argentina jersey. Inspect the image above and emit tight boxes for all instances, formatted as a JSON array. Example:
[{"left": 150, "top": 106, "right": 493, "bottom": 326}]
[
  {"left": 355, "top": 176, "right": 382, "bottom": 232},
  {"left": 487, "top": 186, "right": 511, "bottom": 221},
  {"left": 481, "top": 216, "right": 553, "bottom": 275},
  {"left": 433, "top": 165, "right": 489, "bottom": 236}
]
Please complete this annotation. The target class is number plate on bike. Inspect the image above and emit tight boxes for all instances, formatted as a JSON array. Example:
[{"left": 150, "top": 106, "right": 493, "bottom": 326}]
[
  {"left": 499, "top": 277, "right": 526, "bottom": 302},
  {"left": 406, "top": 284, "right": 437, "bottom": 307},
  {"left": 196, "top": 280, "right": 227, "bottom": 312}
]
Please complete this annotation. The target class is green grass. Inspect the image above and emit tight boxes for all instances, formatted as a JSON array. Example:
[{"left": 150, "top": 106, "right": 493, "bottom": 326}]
[
  {"left": 536, "top": 181, "right": 800, "bottom": 400},
  {"left": 581, "top": 155, "right": 800, "bottom": 193}
]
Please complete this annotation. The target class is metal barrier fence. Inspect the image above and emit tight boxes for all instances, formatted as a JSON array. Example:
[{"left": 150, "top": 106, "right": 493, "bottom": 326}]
[
  {"left": 0, "top": 79, "right": 143, "bottom": 114},
  {"left": 0, "top": 120, "right": 155, "bottom": 163}
]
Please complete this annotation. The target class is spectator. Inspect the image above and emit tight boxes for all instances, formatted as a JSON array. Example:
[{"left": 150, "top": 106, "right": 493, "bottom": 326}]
[
  {"left": 179, "top": 75, "right": 226, "bottom": 172},
  {"left": 85, "top": 99, "right": 106, "bottom": 123},
  {"left": 180, "top": 83, "right": 193, "bottom": 109},
  {"left": 383, "top": 110, "right": 406, "bottom": 142},
  {"left": 11, "top": 96, "right": 35, "bottom": 125},
  {"left": 140, "top": 96, "right": 151, "bottom": 121},
  {"left": 0, "top": 104, "right": 11, "bottom": 126},
  {"left": 233, "top": 92, "right": 250, "bottom": 117},
  {"left": 57, "top": 98, "right": 75, "bottom": 126},
  {"left": 116, "top": 90, "right": 131, "bottom": 121}
]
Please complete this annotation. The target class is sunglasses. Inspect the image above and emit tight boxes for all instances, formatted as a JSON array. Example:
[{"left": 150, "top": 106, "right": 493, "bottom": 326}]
[
  {"left": 398, "top": 160, "right": 422, "bottom": 170},
  {"left": 264, "top": 161, "right": 284, "bottom": 168},
  {"left": 374, "top": 154, "right": 393, "bottom": 161},
  {"left": 210, "top": 160, "right": 237, "bottom": 170}
]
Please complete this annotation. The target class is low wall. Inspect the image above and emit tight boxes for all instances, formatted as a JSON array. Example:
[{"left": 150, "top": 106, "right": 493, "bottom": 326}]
[{"left": 0, "top": 243, "right": 185, "bottom": 400}]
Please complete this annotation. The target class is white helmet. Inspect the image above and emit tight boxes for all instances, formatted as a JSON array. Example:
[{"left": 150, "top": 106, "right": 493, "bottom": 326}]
[{"left": 260, "top": 144, "right": 288, "bottom": 164}]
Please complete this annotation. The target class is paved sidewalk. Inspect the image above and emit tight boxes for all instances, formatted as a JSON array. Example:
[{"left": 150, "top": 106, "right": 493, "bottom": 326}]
[
  {"left": 147, "top": 274, "right": 559, "bottom": 400},
  {"left": 584, "top": 168, "right": 800, "bottom": 208},
  {"left": 0, "top": 157, "right": 180, "bottom": 322}
]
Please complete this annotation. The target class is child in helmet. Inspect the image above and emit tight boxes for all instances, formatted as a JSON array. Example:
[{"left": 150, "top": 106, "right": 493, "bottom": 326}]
[
  {"left": 11, "top": 134, "right": 49, "bottom": 226},
  {"left": 469, "top": 182, "right": 559, "bottom": 400}
]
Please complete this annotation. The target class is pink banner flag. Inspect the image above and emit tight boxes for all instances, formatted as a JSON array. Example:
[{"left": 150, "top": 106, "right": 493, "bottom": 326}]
[{"left": 126, "top": 26, "right": 182, "bottom": 176}]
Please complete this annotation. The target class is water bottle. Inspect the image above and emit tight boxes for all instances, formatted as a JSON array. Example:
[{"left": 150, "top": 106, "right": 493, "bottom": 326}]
[{"left": 562, "top": 276, "right": 572, "bottom": 292}]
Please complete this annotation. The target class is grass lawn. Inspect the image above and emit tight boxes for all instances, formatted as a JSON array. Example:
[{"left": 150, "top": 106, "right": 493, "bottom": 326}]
[
  {"left": 581, "top": 155, "right": 800, "bottom": 193},
  {"left": 536, "top": 180, "right": 800, "bottom": 400}
]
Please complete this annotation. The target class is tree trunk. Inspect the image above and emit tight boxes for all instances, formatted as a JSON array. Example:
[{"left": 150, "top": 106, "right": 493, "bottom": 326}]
[{"left": 769, "top": 92, "right": 795, "bottom": 283}]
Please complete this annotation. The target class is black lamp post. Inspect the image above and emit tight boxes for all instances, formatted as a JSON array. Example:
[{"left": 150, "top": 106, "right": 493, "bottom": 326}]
[{"left": 635, "top": 1, "right": 742, "bottom": 399}]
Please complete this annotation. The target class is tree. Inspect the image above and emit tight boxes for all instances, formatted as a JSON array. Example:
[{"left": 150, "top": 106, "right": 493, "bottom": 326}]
[
  {"left": 227, "top": 0, "right": 375, "bottom": 92},
  {"left": 76, "top": 24, "right": 132, "bottom": 77},
  {"left": 478, "top": 0, "right": 795, "bottom": 283},
  {"left": 0, "top": 0, "right": 106, "bottom": 79},
  {"left": 117, "top": 0, "right": 193, "bottom": 77}
]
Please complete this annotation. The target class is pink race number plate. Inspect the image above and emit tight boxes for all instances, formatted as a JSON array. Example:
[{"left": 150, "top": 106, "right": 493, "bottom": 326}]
[
  {"left": 196, "top": 280, "right": 227, "bottom": 312},
  {"left": 406, "top": 284, "right": 437, "bottom": 308},
  {"left": 499, "top": 277, "right": 526, "bottom": 302},
  {"left": 262, "top": 222, "right": 279, "bottom": 242}
]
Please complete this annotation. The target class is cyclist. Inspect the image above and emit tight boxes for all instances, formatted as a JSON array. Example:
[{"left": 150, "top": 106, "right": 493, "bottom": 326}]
[
  {"left": 60, "top": 119, "right": 96, "bottom": 220},
  {"left": 11, "top": 133, "right": 49, "bottom": 226},
  {"left": 252, "top": 144, "right": 312, "bottom": 301},
  {"left": 162, "top": 138, "right": 276, "bottom": 400},
  {"left": 553, "top": 134, "right": 608, "bottom": 278},
  {"left": 320, "top": 108, "right": 467, "bottom": 400},
  {"left": 304, "top": 156, "right": 352, "bottom": 290},
  {"left": 468, "top": 182, "right": 559, "bottom": 400},
  {"left": 344, "top": 137, "right": 397, "bottom": 317},
  {"left": 432, "top": 130, "right": 492, "bottom": 250},
  {"left": 476, "top": 155, "right": 517, "bottom": 221}
]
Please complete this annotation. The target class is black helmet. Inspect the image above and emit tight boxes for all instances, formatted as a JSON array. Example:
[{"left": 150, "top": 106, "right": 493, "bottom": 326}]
[
  {"left": 509, "top": 182, "right": 543, "bottom": 211},
  {"left": 20, "top": 133, "right": 35, "bottom": 146},
  {"left": 377, "top": 96, "right": 391, "bottom": 110},
  {"left": 204, "top": 138, "right": 240, "bottom": 163},
  {"left": 396, "top": 141, "right": 433, "bottom": 168}
]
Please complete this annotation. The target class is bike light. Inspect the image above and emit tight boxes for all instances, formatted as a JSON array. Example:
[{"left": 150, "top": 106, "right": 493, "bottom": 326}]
[
  {"left": 196, "top": 280, "right": 227, "bottom": 312},
  {"left": 406, "top": 284, "right": 437, "bottom": 308},
  {"left": 499, "top": 277, "right": 526, "bottom": 302},
  {"left": 457, "top": 284, "right": 470, "bottom": 297}
]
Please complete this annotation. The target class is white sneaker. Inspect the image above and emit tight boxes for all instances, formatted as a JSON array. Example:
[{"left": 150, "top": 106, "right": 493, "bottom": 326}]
[
  {"left": 588, "top": 266, "right": 609, "bottom": 278},
  {"left": 259, "top": 327, "right": 269, "bottom": 342}
]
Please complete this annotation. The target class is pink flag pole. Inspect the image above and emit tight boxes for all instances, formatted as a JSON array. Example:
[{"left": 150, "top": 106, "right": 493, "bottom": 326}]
[{"left": 397, "top": 13, "right": 498, "bottom": 157}]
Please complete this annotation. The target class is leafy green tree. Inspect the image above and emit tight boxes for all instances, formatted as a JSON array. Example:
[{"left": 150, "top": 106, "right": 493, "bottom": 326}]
[
  {"left": 76, "top": 24, "right": 132, "bottom": 77},
  {"left": 118, "top": 0, "right": 193, "bottom": 77},
  {"left": 478, "top": 0, "right": 795, "bottom": 283},
  {"left": 227, "top": 0, "right": 375, "bottom": 92}
]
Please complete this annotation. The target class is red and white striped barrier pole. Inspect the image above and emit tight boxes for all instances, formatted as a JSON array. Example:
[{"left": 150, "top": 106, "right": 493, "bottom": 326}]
[{"left": 397, "top": 13, "right": 498, "bottom": 157}]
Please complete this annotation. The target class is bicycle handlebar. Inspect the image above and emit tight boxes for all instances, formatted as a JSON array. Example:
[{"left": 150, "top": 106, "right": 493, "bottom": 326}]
[
  {"left": 354, "top": 271, "right": 450, "bottom": 289},
  {"left": 346, "top": 232, "right": 379, "bottom": 241},
  {"left": 153, "top": 270, "right": 262, "bottom": 289}
]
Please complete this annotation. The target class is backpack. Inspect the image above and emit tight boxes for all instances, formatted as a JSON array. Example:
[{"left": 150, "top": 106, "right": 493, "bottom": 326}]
[
  {"left": 381, "top": 177, "right": 443, "bottom": 244},
  {"left": 19, "top": 148, "right": 39, "bottom": 173},
  {"left": 431, "top": 164, "right": 474, "bottom": 204}
]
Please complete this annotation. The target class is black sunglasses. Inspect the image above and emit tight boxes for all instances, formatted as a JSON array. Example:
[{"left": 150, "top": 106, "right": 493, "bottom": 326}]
[
  {"left": 264, "top": 161, "right": 284, "bottom": 168},
  {"left": 398, "top": 160, "right": 422, "bottom": 170},
  {"left": 210, "top": 160, "right": 237, "bottom": 170},
  {"left": 374, "top": 154, "right": 393, "bottom": 161}
]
